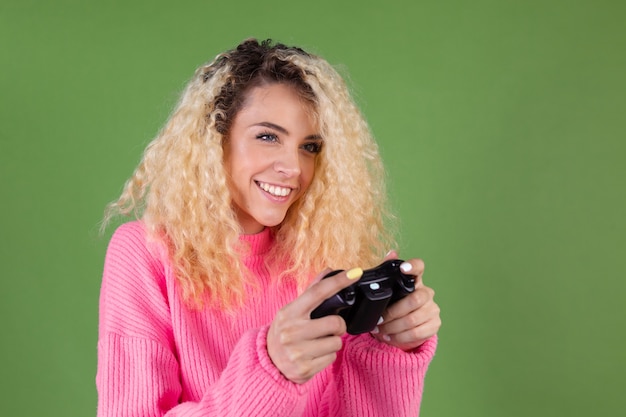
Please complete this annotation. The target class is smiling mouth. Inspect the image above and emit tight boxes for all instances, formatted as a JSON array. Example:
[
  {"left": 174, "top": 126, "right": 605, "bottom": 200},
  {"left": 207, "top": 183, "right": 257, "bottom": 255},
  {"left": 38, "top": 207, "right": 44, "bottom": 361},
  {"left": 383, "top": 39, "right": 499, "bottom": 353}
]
[{"left": 256, "top": 181, "right": 294, "bottom": 197}]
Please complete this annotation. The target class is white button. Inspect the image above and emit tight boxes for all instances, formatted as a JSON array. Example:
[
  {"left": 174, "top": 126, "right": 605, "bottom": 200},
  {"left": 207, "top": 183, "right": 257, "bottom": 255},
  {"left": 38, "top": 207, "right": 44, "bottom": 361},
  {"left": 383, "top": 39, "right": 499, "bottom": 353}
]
[{"left": 370, "top": 283, "right": 380, "bottom": 290}]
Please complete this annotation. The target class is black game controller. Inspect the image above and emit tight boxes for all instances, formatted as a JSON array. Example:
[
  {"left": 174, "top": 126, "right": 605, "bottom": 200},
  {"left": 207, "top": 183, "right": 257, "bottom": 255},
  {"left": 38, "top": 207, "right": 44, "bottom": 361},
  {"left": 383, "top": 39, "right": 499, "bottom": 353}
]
[{"left": 310, "top": 259, "right": 415, "bottom": 334}]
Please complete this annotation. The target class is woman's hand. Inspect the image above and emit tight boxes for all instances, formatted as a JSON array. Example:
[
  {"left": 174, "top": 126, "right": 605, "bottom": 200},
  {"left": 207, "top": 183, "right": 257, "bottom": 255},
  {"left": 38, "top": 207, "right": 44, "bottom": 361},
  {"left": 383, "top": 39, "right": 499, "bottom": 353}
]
[
  {"left": 267, "top": 267, "right": 363, "bottom": 384},
  {"left": 371, "top": 252, "right": 441, "bottom": 351}
]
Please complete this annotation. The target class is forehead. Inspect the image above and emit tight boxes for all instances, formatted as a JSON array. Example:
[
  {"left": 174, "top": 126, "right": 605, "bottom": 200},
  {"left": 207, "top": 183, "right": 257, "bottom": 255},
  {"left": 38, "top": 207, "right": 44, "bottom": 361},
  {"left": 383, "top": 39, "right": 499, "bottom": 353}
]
[
  {"left": 242, "top": 82, "right": 311, "bottom": 107},
  {"left": 235, "top": 83, "right": 318, "bottom": 128}
]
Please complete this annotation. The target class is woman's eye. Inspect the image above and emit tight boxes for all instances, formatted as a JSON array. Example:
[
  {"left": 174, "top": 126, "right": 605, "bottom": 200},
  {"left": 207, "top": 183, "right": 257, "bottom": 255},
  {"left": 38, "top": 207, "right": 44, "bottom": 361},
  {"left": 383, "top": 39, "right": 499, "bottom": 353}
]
[
  {"left": 256, "top": 133, "right": 278, "bottom": 142},
  {"left": 302, "top": 142, "right": 323, "bottom": 154}
]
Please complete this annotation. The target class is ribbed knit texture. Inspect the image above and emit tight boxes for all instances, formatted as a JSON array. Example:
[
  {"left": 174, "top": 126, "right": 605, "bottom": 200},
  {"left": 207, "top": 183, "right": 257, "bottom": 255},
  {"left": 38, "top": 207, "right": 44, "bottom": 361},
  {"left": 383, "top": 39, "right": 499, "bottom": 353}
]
[{"left": 96, "top": 221, "right": 437, "bottom": 416}]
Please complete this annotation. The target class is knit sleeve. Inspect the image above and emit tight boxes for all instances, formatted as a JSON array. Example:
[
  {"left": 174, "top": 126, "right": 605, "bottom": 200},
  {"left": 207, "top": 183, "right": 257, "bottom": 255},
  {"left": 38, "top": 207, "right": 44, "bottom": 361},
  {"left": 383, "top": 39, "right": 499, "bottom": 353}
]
[
  {"left": 96, "top": 223, "right": 310, "bottom": 417},
  {"left": 175, "top": 325, "right": 313, "bottom": 417},
  {"left": 314, "top": 333, "right": 438, "bottom": 417}
]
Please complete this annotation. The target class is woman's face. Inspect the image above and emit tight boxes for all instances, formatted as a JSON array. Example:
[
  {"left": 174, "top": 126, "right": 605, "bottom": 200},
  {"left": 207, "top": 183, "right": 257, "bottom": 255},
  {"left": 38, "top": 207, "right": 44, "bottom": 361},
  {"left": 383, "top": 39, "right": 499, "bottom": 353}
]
[{"left": 223, "top": 83, "right": 322, "bottom": 234}]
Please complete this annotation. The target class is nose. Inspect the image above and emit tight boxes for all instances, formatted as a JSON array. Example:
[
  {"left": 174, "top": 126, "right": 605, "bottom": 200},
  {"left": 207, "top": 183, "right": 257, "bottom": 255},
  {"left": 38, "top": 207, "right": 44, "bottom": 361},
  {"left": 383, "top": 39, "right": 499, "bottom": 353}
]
[{"left": 273, "top": 146, "right": 302, "bottom": 177}]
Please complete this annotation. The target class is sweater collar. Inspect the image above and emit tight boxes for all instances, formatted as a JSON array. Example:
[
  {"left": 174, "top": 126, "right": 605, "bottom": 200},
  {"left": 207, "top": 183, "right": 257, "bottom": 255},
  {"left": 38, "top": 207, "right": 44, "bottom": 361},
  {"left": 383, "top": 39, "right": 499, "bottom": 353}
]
[{"left": 239, "top": 227, "right": 273, "bottom": 256}]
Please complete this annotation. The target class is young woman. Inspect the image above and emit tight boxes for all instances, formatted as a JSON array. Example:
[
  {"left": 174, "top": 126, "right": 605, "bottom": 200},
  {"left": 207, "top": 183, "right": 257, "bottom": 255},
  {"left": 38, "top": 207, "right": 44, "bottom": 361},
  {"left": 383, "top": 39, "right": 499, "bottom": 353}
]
[{"left": 97, "top": 38, "right": 440, "bottom": 416}]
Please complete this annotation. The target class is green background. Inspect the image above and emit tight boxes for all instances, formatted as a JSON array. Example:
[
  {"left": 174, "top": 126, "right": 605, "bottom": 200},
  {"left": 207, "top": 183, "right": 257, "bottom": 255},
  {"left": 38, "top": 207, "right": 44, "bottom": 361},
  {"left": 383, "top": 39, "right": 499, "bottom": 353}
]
[{"left": 1, "top": 0, "right": 624, "bottom": 416}]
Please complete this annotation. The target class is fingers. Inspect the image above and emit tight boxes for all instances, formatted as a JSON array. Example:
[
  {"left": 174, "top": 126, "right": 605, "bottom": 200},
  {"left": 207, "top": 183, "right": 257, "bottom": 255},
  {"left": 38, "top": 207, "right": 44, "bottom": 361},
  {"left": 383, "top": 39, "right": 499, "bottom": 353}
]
[
  {"left": 294, "top": 267, "right": 364, "bottom": 315},
  {"left": 383, "top": 283, "right": 433, "bottom": 323},
  {"left": 274, "top": 308, "right": 347, "bottom": 341},
  {"left": 381, "top": 288, "right": 439, "bottom": 335},
  {"left": 275, "top": 338, "right": 343, "bottom": 384},
  {"left": 379, "top": 315, "right": 441, "bottom": 349},
  {"left": 268, "top": 308, "right": 347, "bottom": 383},
  {"left": 268, "top": 314, "right": 345, "bottom": 384},
  {"left": 267, "top": 266, "right": 363, "bottom": 384},
  {"left": 383, "top": 249, "right": 399, "bottom": 261},
  {"left": 308, "top": 267, "right": 333, "bottom": 285},
  {"left": 371, "top": 257, "right": 441, "bottom": 351},
  {"left": 373, "top": 299, "right": 441, "bottom": 350},
  {"left": 399, "top": 258, "right": 425, "bottom": 281}
]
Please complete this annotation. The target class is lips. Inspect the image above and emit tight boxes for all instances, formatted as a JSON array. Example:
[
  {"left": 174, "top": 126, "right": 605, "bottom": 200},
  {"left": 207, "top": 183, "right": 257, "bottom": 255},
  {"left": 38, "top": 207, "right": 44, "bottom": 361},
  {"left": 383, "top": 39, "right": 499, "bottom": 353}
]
[{"left": 255, "top": 181, "right": 294, "bottom": 197}]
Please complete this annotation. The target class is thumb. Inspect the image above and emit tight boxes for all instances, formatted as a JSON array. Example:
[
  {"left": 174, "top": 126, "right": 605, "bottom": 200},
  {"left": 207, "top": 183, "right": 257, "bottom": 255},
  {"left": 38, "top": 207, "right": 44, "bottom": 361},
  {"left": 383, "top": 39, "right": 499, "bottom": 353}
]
[
  {"left": 383, "top": 250, "right": 399, "bottom": 261},
  {"left": 307, "top": 267, "right": 334, "bottom": 287}
]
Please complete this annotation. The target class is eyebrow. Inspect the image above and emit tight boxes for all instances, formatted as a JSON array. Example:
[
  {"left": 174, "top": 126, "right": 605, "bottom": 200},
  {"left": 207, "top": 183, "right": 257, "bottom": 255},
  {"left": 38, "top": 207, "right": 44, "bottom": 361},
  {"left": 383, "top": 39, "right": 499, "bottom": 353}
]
[{"left": 253, "top": 122, "right": 323, "bottom": 141}]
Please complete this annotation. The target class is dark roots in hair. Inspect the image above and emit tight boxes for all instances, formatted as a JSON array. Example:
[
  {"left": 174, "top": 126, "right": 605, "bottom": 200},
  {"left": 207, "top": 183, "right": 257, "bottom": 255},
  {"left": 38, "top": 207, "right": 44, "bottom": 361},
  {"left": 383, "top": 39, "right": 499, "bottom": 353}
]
[{"left": 204, "top": 39, "right": 317, "bottom": 134}]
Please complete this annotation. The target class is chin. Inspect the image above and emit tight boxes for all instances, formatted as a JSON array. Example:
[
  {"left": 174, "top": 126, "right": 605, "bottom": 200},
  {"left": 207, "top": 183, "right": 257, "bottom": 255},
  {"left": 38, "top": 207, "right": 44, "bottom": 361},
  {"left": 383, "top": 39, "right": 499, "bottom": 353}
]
[
  {"left": 260, "top": 218, "right": 286, "bottom": 229},
  {"left": 256, "top": 212, "right": 289, "bottom": 229}
]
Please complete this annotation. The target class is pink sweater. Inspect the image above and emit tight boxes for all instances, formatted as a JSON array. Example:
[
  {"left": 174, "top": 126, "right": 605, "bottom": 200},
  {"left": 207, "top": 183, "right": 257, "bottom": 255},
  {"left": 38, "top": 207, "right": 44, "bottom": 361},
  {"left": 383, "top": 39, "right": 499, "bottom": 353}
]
[{"left": 97, "top": 221, "right": 437, "bottom": 416}]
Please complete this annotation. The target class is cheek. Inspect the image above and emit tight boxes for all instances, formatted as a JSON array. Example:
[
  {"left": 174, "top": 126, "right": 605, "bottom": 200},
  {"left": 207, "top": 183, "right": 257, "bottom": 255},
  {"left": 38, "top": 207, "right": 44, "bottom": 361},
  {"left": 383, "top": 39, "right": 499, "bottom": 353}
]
[
  {"left": 301, "top": 158, "right": 317, "bottom": 190},
  {"left": 227, "top": 148, "right": 257, "bottom": 180}
]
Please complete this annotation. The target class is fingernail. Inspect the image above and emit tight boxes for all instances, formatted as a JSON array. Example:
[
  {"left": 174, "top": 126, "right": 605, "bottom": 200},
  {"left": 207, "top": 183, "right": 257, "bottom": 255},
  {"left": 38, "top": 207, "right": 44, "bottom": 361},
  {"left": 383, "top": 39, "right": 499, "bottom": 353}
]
[
  {"left": 385, "top": 249, "right": 396, "bottom": 257},
  {"left": 377, "top": 316, "right": 384, "bottom": 325},
  {"left": 400, "top": 262, "right": 412, "bottom": 273},
  {"left": 382, "top": 335, "right": 391, "bottom": 342},
  {"left": 346, "top": 267, "right": 363, "bottom": 280},
  {"left": 371, "top": 327, "right": 380, "bottom": 334}
]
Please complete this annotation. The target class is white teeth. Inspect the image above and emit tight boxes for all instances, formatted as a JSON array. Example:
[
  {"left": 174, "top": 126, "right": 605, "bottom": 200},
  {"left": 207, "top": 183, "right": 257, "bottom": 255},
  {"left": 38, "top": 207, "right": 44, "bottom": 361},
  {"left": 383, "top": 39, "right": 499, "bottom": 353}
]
[{"left": 258, "top": 182, "right": 292, "bottom": 197}]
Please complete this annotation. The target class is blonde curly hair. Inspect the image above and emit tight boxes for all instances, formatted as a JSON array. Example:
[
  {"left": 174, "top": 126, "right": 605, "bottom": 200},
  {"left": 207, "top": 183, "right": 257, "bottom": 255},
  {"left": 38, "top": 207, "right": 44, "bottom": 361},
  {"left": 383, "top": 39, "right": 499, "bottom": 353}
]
[{"left": 103, "top": 39, "right": 397, "bottom": 309}]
